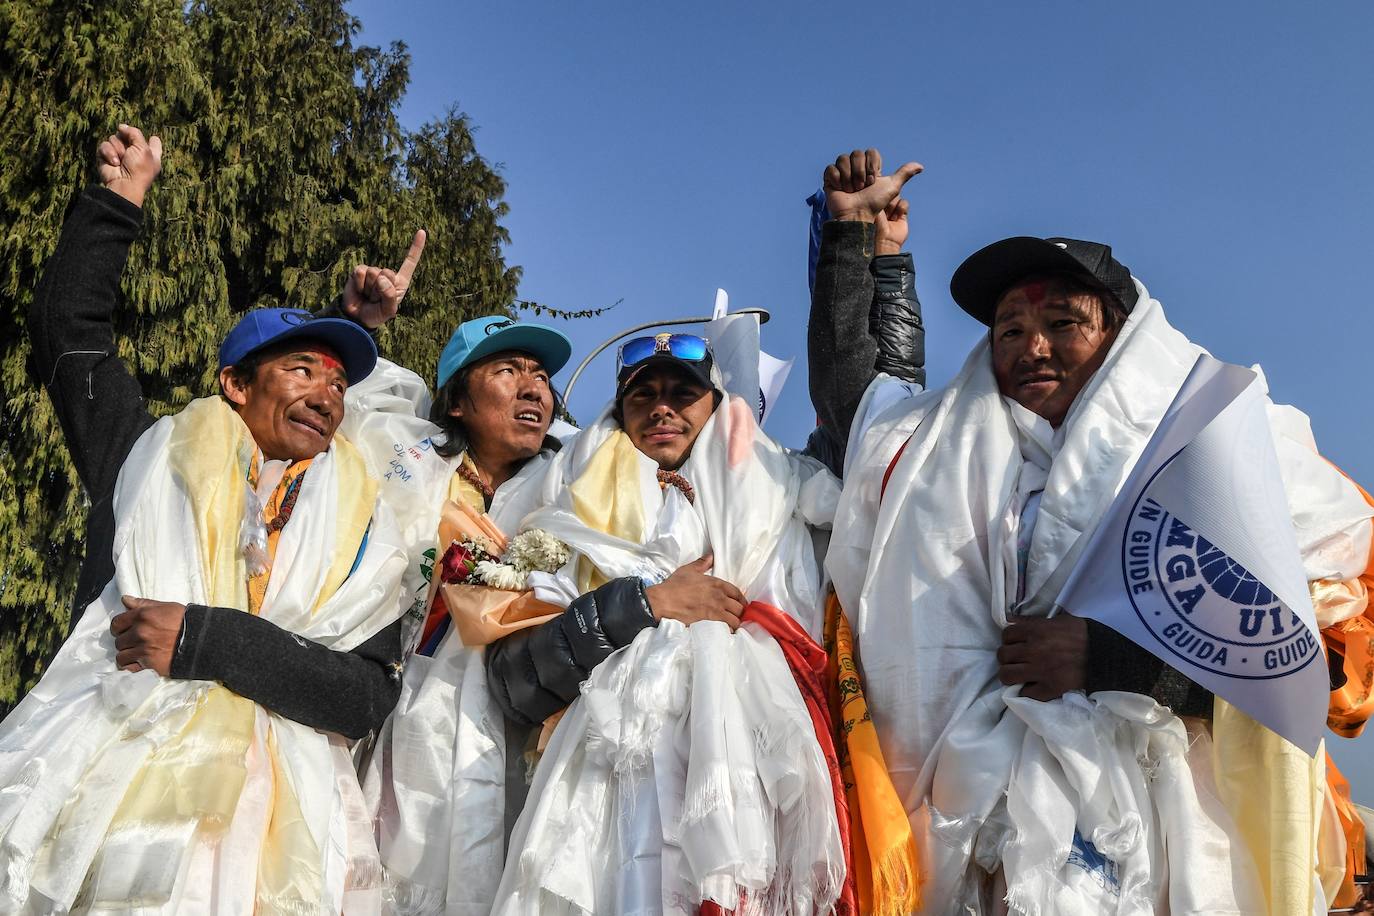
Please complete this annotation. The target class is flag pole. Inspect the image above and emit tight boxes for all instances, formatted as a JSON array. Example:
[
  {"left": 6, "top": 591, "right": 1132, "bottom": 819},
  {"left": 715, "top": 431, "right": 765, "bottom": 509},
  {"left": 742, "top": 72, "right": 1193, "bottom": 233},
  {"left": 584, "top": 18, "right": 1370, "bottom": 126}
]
[{"left": 561, "top": 307, "right": 770, "bottom": 404}]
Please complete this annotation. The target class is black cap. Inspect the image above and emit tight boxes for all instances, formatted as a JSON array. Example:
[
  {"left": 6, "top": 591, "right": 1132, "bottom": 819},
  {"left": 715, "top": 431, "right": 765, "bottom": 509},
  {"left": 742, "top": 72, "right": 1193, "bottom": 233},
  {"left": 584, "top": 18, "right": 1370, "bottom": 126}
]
[
  {"left": 615, "top": 352, "right": 716, "bottom": 401},
  {"left": 950, "top": 236, "right": 1138, "bottom": 326}
]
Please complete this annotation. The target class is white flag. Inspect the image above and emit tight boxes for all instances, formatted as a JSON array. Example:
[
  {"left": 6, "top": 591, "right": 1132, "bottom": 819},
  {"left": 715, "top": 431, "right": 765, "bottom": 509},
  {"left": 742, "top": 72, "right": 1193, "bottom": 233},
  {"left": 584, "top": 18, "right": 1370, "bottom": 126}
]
[
  {"left": 757, "top": 350, "right": 793, "bottom": 425},
  {"left": 1055, "top": 354, "right": 1327, "bottom": 754}
]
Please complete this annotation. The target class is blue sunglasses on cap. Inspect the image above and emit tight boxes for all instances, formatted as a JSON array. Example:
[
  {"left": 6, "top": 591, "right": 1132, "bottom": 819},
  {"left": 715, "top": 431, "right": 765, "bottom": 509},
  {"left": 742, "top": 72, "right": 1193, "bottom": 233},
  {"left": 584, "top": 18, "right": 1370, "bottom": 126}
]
[{"left": 615, "top": 333, "right": 710, "bottom": 376}]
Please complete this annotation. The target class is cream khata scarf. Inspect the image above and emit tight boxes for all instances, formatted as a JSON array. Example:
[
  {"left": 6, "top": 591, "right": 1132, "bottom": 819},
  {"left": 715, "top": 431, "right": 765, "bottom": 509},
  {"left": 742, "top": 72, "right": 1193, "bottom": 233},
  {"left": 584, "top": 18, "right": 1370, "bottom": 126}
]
[
  {"left": 0, "top": 397, "right": 411, "bottom": 915},
  {"left": 491, "top": 394, "right": 845, "bottom": 915},
  {"left": 828, "top": 284, "right": 1372, "bottom": 915}
]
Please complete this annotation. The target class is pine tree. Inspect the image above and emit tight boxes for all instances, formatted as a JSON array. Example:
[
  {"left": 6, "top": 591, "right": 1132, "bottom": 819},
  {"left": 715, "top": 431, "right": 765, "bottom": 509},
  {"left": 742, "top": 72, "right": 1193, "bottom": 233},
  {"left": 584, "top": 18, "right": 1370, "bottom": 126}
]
[{"left": 0, "top": 0, "right": 524, "bottom": 705}]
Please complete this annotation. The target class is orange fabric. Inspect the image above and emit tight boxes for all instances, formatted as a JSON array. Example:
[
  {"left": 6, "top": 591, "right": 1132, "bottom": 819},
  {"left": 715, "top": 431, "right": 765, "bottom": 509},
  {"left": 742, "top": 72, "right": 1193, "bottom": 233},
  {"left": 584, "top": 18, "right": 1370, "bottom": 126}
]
[
  {"left": 1323, "top": 477, "right": 1374, "bottom": 738},
  {"left": 246, "top": 457, "right": 312, "bottom": 616},
  {"left": 824, "top": 591, "right": 922, "bottom": 916},
  {"left": 1318, "top": 470, "right": 1374, "bottom": 908},
  {"left": 1326, "top": 752, "right": 1368, "bottom": 909}
]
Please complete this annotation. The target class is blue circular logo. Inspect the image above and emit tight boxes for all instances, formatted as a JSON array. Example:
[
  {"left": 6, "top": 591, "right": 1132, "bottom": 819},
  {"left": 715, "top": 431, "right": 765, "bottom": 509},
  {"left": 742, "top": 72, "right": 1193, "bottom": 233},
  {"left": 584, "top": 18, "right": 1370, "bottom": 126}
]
[{"left": 1121, "top": 474, "right": 1318, "bottom": 681}]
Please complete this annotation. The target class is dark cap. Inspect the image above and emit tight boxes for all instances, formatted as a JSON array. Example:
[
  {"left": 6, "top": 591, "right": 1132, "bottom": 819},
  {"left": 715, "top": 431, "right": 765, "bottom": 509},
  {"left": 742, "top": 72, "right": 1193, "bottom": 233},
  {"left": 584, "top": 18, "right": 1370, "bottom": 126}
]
[
  {"left": 615, "top": 352, "right": 716, "bottom": 402},
  {"left": 217, "top": 308, "right": 378, "bottom": 383},
  {"left": 950, "top": 236, "right": 1138, "bottom": 326}
]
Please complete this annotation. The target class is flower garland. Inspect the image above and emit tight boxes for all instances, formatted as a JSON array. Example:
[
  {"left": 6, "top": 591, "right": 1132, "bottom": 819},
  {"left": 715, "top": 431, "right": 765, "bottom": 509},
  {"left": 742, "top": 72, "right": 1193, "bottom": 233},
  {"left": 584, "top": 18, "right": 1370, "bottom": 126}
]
[{"left": 438, "top": 528, "right": 571, "bottom": 591}]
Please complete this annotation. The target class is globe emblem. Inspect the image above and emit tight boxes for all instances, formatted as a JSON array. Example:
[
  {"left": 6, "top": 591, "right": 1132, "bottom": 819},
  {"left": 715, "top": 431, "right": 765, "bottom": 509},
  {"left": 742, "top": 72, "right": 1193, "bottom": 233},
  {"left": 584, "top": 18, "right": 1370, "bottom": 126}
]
[
  {"left": 1193, "top": 535, "right": 1275, "bottom": 607},
  {"left": 1123, "top": 491, "right": 1320, "bottom": 681}
]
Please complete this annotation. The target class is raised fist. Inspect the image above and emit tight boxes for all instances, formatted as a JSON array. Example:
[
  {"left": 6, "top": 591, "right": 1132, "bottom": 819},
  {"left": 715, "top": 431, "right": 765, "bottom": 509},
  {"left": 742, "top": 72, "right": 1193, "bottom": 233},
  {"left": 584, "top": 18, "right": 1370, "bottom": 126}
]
[
  {"left": 97, "top": 124, "right": 162, "bottom": 208},
  {"left": 823, "top": 148, "right": 922, "bottom": 226}
]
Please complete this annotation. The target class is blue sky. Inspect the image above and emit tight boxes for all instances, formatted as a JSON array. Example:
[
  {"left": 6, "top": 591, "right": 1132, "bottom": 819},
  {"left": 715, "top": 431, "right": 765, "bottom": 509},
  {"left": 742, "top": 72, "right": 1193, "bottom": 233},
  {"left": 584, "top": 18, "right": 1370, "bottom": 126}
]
[{"left": 349, "top": 0, "right": 1374, "bottom": 794}]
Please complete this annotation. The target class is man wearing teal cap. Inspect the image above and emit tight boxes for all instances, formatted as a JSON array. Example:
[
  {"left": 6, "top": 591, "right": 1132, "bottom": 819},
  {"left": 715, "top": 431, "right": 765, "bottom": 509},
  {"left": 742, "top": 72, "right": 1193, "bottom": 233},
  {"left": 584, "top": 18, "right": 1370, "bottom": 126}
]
[{"left": 427, "top": 313, "right": 573, "bottom": 501}]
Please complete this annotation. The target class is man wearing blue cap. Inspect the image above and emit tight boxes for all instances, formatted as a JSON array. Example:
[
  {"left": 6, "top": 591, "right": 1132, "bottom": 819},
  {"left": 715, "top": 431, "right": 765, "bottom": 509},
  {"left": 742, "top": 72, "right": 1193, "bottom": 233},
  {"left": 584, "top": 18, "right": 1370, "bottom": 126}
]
[
  {"left": 2, "top": 126, "right": 416, "bottom": 911},
  {"left": 23, "top": 124, "right": 402, "bottom": 740}
]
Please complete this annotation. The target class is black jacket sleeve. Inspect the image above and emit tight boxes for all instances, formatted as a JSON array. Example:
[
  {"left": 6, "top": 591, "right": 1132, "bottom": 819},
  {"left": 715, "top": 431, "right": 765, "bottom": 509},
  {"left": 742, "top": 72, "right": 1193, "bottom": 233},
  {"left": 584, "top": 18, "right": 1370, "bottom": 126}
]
[
  {"left": 29, "top": 186, "right": 404, "bottom": 737},
  {"left": 1084, "top": 619, "right": 1213, "bottom": 717},
  {"left": 804, "top": 221, "right": 926, "bottom": 476},
  {"left": 808, "top": 220, "right": 879, "bottom": 445},
  {"left": 870, "top": 251, "right": 925, "bottom": 387},
  {"left": 172, "top": 607, "right": 404, "bottom": 739},
  {"left": 486, "top": 577, "right": 656, "bottom": 726},
  {"left": 29, "top": 187, "right": 157, "bottom": 630}
]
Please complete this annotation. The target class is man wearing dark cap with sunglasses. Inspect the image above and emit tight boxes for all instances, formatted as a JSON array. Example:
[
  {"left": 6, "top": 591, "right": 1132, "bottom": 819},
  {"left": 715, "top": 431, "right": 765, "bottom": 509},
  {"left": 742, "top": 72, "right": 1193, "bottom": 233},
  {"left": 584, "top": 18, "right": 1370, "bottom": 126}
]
[
  {"left": 828, "top": 230, "right": 1374, "bottom": 912},
  {"left": 3, "top": 125, "right": 424, "bottom": 910},
  {"left": 483, "top": 331, "right": 755, "bottom": 735},
  {"left": 482, "top": 325, "right": 855, "bottom": 913}
]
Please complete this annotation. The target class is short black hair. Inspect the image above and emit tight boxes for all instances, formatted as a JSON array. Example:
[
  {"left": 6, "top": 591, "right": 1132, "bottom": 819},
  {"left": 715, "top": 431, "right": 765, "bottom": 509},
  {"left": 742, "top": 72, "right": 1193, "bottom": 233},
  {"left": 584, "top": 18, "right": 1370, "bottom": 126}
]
[
  {"left": 991, "top": 271, "right": 1126, "bottom": 333},
  {"left": 429, "top": 365, "right": 475, "bottom": 458},
  {"left": 219, "top": 349, "right": 265, "bottom": 399}
]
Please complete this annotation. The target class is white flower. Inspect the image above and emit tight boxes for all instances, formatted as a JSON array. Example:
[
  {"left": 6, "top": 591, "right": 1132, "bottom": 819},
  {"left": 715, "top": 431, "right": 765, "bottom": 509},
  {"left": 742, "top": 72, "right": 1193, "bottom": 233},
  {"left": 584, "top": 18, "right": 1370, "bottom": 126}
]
[
  {"left": 472, "top": 560, "right": 526, "bottom": 591},
  {"left": 505, "top": 528, "right": 571, "bottom": 575}
]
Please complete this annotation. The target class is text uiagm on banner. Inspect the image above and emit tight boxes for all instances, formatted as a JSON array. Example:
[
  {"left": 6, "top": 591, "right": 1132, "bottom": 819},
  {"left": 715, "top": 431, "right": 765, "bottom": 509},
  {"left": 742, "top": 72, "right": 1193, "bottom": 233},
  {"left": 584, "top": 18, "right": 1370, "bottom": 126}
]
[{"left": 1056, "top": 355, "right": 1327, "bottom": 754}]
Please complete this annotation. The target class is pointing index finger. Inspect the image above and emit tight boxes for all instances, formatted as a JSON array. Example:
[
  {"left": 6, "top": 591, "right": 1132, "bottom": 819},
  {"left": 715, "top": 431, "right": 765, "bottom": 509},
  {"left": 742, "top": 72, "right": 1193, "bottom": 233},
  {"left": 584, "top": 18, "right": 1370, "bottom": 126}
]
[{"left": 395, "top": 229, "right": 427, "bottom": 284}]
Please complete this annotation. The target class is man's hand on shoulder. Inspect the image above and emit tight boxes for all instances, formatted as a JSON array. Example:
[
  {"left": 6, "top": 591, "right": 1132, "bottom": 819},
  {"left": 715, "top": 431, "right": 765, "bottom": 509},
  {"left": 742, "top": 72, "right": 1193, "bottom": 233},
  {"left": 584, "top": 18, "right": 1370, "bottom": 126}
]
[
  {"left": 341, "top": 229, "right": 427, "bottom": 330},
  {"left": 97, "top": 124, "right": 162, "bottom": 208},
  {"left": 645, "top": 554, "right": 744, "bottom": 630},
  {"left": 823, "top": 148, "right": 922, "bottom": 225},
  {"left": 111, "top": 595, "right": 186, "bottom": 676}
]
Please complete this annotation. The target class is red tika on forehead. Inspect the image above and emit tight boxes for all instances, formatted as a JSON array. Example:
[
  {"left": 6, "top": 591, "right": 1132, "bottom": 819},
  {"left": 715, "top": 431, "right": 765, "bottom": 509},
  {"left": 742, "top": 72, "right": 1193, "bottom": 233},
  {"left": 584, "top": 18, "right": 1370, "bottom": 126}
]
[
  {"left": 1019, "top": 281, "right": 1048, "bottom": 304},
  {"left": 297, "top": 344, "right": 344, "bottom": 371}
]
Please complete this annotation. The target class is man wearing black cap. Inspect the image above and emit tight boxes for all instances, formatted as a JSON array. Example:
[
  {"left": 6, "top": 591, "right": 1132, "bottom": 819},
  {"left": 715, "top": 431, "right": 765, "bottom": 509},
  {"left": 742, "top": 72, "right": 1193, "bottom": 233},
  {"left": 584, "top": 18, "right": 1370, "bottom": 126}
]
[
  {"left": 482, "top": 330, "right": 850, "bottom": 913},
  {"left": 828, "top": 225, "right": 1374, "bottom": 911},
  {"left": 483, "top": 331, "right": 750, "bottom": 729},
  {"left": 20, "top": 125, "right": 405, "bottom": 742}
]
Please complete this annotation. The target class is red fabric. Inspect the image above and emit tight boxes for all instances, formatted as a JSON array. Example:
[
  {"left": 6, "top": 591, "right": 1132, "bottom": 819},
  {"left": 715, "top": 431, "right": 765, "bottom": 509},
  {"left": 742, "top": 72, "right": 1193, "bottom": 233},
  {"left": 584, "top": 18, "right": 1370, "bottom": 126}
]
[
  {"left": 879, "top": 437, "right": 911, "bottom": 502},
  {"left": 703, "top": 601, "right": 857, "bottom": 916}
]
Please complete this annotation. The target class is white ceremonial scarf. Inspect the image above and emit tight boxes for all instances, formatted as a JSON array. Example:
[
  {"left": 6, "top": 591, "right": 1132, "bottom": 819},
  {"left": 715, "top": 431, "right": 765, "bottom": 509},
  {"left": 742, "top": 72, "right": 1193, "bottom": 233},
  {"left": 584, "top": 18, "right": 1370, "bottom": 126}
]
[
  {"left": 491, "top": 394, "right": 844, "bottom": 916},
  {"left": 827, "top": 283, "right": 1372, "bottom": 914},
  {"left": 343, "top": 357, "right": 557, "bottom": 915},
  {"left": 0, "top": 398, "right": 410, "bottom": 915}
]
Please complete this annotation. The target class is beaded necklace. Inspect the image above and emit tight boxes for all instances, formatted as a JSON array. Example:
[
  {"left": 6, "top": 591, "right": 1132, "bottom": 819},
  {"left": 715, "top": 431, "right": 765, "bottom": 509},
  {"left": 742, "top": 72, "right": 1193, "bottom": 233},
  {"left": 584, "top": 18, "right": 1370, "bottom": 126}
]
[
  {"left": 656, "top": 469, "right": 695, "bottom": 505},
  {"left": 456, "top": 459, "right": 495, "bottom": 502}
]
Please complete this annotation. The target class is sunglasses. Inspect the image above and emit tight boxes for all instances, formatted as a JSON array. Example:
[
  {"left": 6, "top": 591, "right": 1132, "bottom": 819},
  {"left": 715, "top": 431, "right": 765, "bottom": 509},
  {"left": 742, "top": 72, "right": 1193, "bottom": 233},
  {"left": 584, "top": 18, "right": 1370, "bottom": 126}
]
[{"left": 616, "top": 333, "right": 710, "bottom": 376}]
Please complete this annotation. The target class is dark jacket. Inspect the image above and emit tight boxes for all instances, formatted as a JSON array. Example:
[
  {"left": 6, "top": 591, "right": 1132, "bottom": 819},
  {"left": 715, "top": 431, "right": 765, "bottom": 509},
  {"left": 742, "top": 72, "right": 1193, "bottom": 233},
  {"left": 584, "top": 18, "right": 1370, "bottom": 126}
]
[
  {"left": 803, "top": 220, "right": 925, "bottom": 477},
  {"left": 486, "top": 577, "right": 655, "bottom": 727},
  {"left": 28, "top": 186, "right": 402, "bottom": 740}
]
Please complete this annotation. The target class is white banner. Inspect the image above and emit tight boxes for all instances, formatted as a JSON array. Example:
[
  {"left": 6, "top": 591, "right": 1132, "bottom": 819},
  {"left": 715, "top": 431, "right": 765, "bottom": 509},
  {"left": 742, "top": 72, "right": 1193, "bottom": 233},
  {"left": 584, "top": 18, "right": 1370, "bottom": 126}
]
[
  {"left": 1055, "top": 354, "right": 1327, "bottom": 754},
  {"left": 702, "top": 289, "right": 793, "bottom": 424}
]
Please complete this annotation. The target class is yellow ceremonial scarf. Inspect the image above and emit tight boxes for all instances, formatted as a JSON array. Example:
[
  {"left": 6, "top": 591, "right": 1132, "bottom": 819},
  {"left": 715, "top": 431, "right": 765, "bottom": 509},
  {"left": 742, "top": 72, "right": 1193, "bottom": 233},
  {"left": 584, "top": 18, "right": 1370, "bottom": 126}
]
[
  {"left": 1212, "top": 699, "right": 1326, "bottom": 915},
  {"left": 823, "top": 591, "right": 921, "bottom": 916},
  {"left": 568, "top": 431, "right": 648, "bottom": 591},
  {"left": 103, "top": 397, "right": 375, "bottom": 912},
  {"left": 1211, "top": 477, "right": 1374, "bottom": 914}
]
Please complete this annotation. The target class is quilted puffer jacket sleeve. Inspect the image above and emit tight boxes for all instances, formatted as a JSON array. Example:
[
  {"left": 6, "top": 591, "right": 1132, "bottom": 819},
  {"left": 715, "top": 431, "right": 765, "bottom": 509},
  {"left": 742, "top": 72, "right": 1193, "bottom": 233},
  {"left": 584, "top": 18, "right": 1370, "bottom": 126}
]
[
  {"left": 486, "top": 576, "right": 656, "bottom": 726},
  {"left": 869, "top": 251, "right": 925, "bottom": 387}
]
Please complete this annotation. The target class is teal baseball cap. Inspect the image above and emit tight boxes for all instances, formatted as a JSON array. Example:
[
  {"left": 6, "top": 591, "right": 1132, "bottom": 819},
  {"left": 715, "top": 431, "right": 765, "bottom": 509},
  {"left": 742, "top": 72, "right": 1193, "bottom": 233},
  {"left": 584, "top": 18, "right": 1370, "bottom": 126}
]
[{"left": 436, "top": 316, "right": 572, "bottom": 389}]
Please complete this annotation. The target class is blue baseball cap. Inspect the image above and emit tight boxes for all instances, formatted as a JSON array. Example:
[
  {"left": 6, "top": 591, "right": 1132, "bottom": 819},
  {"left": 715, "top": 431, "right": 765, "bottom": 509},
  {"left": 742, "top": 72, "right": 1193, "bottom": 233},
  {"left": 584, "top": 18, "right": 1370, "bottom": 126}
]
[
  {"left": 217, "top": 308, "right": 378, "bottom": 383},
  {"left": 436, "top": 315, "right": 572, "bottom": 390}
]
